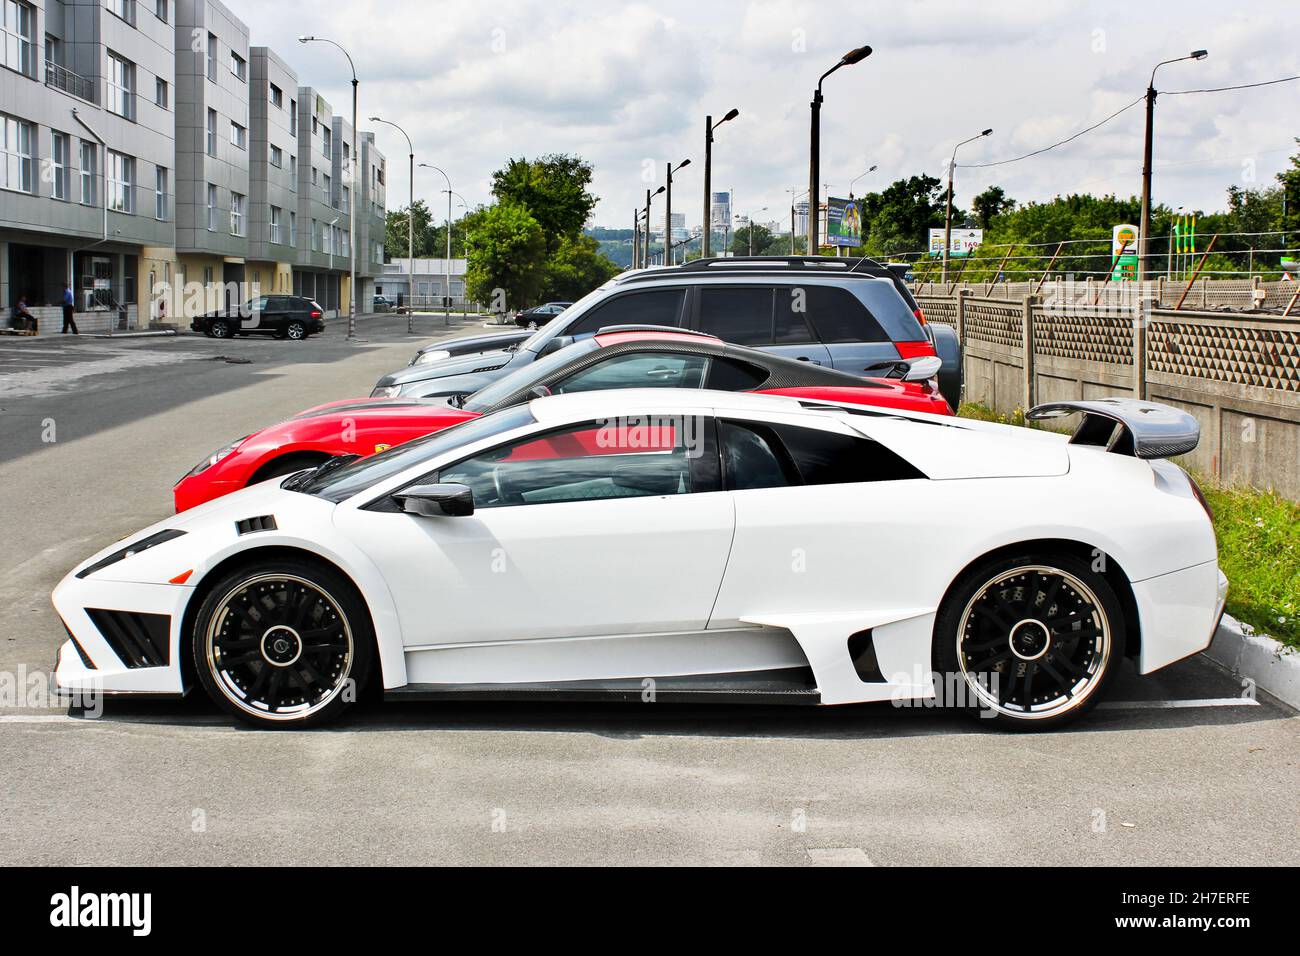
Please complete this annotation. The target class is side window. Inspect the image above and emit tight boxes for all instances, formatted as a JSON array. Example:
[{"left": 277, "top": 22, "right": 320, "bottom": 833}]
[
  {"left": 720, "top": 421, "right": 796, "bottom": 491},
  {"left": 247, "top": 296, "right": 269, "bottom": 313},
  {"left": 567, "top": 289, "right": 685, "bottom": 335},
  {"left": 697, "top": 287, "right": 774, "bottom": 346},
  {"left": 437, "top": 417, "right": 702, "bottom": 508},
  {"left": 802, "top": 286, "right": 889, "bottom": 343},
  {"left": 773, "top": 287, "right": 814, "bottom": 343},
  {"left": 705, "top": 356, "right": 770, "bottom": 391},
  {"left": 553, "top": 352, "right": 709, "bottom": 394},
  {"left": 267, "top": 296, "right": 290, "bottom": 311},
  {"left": 768, "top": 422, "right": 926, "bottom": 485}
]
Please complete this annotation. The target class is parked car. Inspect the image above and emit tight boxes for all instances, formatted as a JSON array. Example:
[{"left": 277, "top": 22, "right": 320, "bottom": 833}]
[
  {"left": 191, "top": 295, "right": 324, "bottom": 340},
  {"left": 171, "top": 328, "right": 951, "bottom": 511},
  {"left": 407, "top": 328, "right": 533, "bottom": 367},
  {"left": 372, "top": 256, "right": 962, "bottom": 408},
  {"left": 514, "top": 301, "right": 573, "bottom": 328},
  {"left": 372, "top": 294, "right": 394, "bottom": 313},
  {"left": 56, "top": 391, "right": 1223, "bottom": 730}
]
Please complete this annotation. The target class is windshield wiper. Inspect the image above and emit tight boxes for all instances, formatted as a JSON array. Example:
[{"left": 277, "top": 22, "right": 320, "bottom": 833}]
[{"left": 283, "top": 453, "right": 360, "bottom": 490}]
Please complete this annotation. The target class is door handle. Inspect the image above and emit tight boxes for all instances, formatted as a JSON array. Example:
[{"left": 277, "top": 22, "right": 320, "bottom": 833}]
[{"left": 795, "top": 356, "right": 822, "bottom": 365}]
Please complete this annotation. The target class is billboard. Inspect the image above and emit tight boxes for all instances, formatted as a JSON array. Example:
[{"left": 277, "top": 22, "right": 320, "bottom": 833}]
[
  {"left": 928, "top": 228, "right": 983, "bottom": 257},
  {"left": 1112, "top": 223, "right": 1139, "bottom": 281},
  {"left": 825, "top": 197, "right": 862, "bottom": 248}
]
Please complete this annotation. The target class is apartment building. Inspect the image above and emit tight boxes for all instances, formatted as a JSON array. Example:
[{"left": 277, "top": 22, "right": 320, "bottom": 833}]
[
  {"left": 1, "top": 0, "right": 382, "bottom": 333},
  {"left": 1, "top": 0, "right": 175, "bottom": 332}
]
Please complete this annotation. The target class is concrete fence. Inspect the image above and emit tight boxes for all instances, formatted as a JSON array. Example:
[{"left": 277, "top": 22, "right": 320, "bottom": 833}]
[
  {"left": 918, "top": 289, "right": 1300, "bottom": 499},
  {"left": 916, "top": 276, "right": 1300, "bottom": 313}
]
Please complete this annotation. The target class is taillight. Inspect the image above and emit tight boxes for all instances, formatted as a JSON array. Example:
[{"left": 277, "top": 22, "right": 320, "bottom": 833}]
[
  {"left": 310, "top": 310, "right": 322, "bottom": 319},
  {"left": 914, "top": 307, "right": 927, "bottom": 325},
  {"left": 895, "top": 340, "right": 937, "bottom": 359},
  {"left": 1186, "top": 472, "right": 1214, "bottom": 522}
]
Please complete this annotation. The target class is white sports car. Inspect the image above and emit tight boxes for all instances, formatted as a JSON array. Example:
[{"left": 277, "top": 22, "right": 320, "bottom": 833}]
[{"left": 53, "top": 389, "right": 1227, "bottom": 730}]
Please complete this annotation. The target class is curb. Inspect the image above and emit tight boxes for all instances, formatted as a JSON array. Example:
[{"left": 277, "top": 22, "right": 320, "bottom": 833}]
[{"left": 1203, "top": 613, "right": 1300, "bottom": 710}]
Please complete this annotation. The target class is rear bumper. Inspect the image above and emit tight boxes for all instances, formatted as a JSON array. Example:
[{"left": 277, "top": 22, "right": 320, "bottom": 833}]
[{"left": 1133, "top": 560, "right": 1228, "bottom": 674}]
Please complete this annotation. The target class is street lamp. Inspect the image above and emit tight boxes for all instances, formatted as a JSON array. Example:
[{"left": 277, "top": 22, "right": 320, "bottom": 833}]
[
  {"left": 299, "top": 36, "right": 358, "bottom": 340},
  {"left": 942, "top": 128, "right": 993, "bottom": 282},
  {"left": 742, "top": 206, "right": 768, "bottom": 256},
  {"left": 369, "top": 115, "right": 415, "bottom": 333},
  {"left": 664, "top": 158, "right": 690, "bottom": 266},
  {"left": 701, "top": 108, "right": 739, "bottom": 259},
  {"left": 1139, "top": 50, "right": 1208, "bottom": 285},
  {"left": 419, "top": 162, "right": 453, "bottom": 320},
  {"left": 848, "top": 164, "right": 877, "bottom": 199},
  {"left": 808, "top": 45, "right": 871, "bottom": 254},
  {"left": 643, "top": 186, "right": 665, "bottom": 267}
]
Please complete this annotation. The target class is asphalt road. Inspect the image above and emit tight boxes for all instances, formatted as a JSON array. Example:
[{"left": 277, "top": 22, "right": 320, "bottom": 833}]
[{"left": 0, "top": 317, "right": 1296, "bottom": 866}]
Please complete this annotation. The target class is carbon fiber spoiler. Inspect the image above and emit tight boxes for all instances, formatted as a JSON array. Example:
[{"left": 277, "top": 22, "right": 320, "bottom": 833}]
[{"left": 1026, "top": 398, "right": 1200, "bottom": 460}]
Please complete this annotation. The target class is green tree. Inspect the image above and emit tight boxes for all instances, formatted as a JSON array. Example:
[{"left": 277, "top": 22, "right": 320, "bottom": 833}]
[
  {"left": 971, "top": 186, "right": 1015, "bottom": 229},
  {"left": 384, "top": 199, "right": 437, "bottom": 259},
  {"left": 543, "top": 234, "right": 621, "bottom": 301},
  {"left": 463, "top": 200, "right": 548, "bottom": 311},
  {"left": 857, "top": 175, "right": 947, "bottom": 257},
  {"left": 730, "top": 222, "right": 786, "bottom": 256},
  {"left": 490, "top": 154, "right": 599, "bottom": 253}
]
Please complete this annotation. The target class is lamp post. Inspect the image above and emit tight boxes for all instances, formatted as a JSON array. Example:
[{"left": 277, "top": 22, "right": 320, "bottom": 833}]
[
  {"left": 808, "top": 45, "right": 871, "bottom": 254},
  {"left": 742, "top": 206, "right": 768, "bottom": 255},
  {"left": 632, "top": 208, "right": 641, "bottom": 270},
  {"left": 368, "top": 115, "right": 414, "bottom": 332},
  {"left": 644, "top": 186, "right": 665, "bottom": 266},
  {"left": 942, "top": 128, "right": 993, "bottom": 282},
  {"left": 1139, "top": 50, "right": 1208, "bottom": 285},
  {"left": 664, "top": 158, "right": 690, "bottom": 266},
  {"left": 419, "top": 163, "right": 453, "bottom": 321},
  {"left": 298, "top": 36, "right": 358, "bottom": 339},
  {"left": 847, "top": 164, "right": 877, "bottom": 199},
  {"left": 701, "top": 108, "right": 739, "bottom": 260}
]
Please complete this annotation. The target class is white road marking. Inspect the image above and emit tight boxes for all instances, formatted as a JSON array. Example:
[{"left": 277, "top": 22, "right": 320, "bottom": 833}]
[
  {"left": 1097, "top": 697, "right": 1259, "bottom": 710},
  {"left": 807, "top": 847, "right": 875, "bottom": 866}
]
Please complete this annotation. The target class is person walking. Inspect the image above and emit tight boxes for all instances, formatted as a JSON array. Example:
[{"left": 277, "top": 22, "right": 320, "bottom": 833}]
[{"left": 61, "top": 283, "right": 79, "bottom": 334}]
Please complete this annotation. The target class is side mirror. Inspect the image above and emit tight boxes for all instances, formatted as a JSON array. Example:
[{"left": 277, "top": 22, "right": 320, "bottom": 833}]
[
  {"left": 528, "top": 385, "right": 552, "bottom": 399},
  {"left": 538, "top": 335, "right": 574, "bottom": 357},
  {"left": 393, "top": 482, "right": 475, "bottom": 517}
]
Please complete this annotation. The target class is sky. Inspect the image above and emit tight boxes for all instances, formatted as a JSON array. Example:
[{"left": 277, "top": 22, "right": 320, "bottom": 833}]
[{"left": 244, "top": 0, "right": 1298, "bottom": 240}]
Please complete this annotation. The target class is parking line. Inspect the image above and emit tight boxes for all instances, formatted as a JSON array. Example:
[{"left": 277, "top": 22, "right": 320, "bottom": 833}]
[{"left": 1097, "top": 697, "right": 1259, "bottom": 710}]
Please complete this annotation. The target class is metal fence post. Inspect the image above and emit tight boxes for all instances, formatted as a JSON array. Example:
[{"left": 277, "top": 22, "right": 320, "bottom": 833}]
[
  {"left": 1134, "top": 292, "right": 1150, "bottom": 400},
  {"left": 1022, "top": 294, "right": 1035, "bottom": 412},
  {"left": 955, "top": 288, "right": 969, "bottom": 354}
]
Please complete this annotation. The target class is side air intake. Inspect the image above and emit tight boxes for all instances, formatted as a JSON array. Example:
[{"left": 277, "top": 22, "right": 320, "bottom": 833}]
[
  {"left": 236, "top": 515, "right": 277, "bottom": 535},
  {"left": 85, "top": 609, "right": 170, "bottom": 668}
]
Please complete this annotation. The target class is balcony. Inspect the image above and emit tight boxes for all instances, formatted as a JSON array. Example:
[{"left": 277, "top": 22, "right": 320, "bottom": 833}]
[{"left": 45, "top": 62, "right": 96, "bottom": 104}]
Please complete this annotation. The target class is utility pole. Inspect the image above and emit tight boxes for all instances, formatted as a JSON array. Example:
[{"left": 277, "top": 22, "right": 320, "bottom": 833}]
[
  {"left": 942, "top": 128, "right": 993, "bottom": 282},
  {"left": 632, "top": 209, "right": 640, "bottom": 270},
  {"left": 664, "top": 158, "right": 690, "bottom": 267},
  {"left": 701, "top": 109, "right": 738, "bottom": 260},
  {"left": 808, "top": 46, "right": 871, "bottom": 254}
]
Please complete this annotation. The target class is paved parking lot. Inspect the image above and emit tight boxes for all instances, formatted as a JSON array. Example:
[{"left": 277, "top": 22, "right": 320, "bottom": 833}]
[{"left": 0, "top": 315, "right": 1296, "bottom": 866}]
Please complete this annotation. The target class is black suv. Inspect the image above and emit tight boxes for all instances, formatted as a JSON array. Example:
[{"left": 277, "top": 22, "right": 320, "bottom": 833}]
[{"left": 192, "top": 295, "right": 325, "bottom": 340}]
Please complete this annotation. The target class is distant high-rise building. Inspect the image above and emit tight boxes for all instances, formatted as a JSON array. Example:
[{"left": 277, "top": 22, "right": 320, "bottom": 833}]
[
  {"left": 657, "top": 212, "right": 687, "bottom": 243},
  {"left": 793, "top": 201, "right": 809, "bottom": 238},
  {"left": 710, "top": 191, "right": 731, "bottom": 231}
]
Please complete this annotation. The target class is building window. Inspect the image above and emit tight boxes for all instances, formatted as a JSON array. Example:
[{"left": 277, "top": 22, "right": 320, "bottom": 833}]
[
  {"left": 230, "top": 191, "right": 244, "bottom": 235},
  {"left": 230, "top": 51, "right": 245, "bottom": 81},
  {"left": 154, "top": 0, "right": 167, "bottom": 23},
  {"left": 290, "top": 98, "right": 297, "bottom": 129},
  {"left": 0, "top": 113, "right": 33, "bottom": 193},
  {"left": 79, "top": 141, "right": 96, "bottom": 204},
  {"left": 51, "top": 131, "right": 70, "bottom": 200},
  {"left": 269, "top": 205, "right": 282, "bottom": 244},
  {"left": 203, "top": 265, "right": 213, "bottom": 286},
  {"left": 322, "top": 125, "right": 331, "bottom": 154},
  {"left": 106, "top": 51, "right": 135, "bottom": 121},
  {"left": 105, "top": 0, "right": 134, "bottom": 27},
  {"left": 206, "top": 182, "right": 216, "bottom": 230},
  {"left": 206, "top": 108, "right": 216, "bottom": 155},
  {"left": 106, "top": 150, "right": 135, "bottom": 213},
  {"left": 311, "top": 218, "right": 318, "bottom": 252},
  {"left": 289, "top": 154, "right": 296, "bottom": 189},
  {"left": 289, "top": 210, "right": 297, "bottom": 246},
  {"left": 229, "top": 120, "right": 245, "bottom": 149},
  {"left": 205, "top": 32, "right": 216, "bottom": 82},
  {"left": 1, "top": 1, "right": 34, "bottom": 76},
  {"left": 270, "top": 144, "right": 282, "bottom": 167},
  {"left": 154, "top": 166, "right": 167, "bottom": 220},
  {"left": 270, "top": 83, "right": 282, "bottom": 108},
  {"left": 155, "top": 77, "right": 168, "bottom": 108},
  {"left": 322, "top": 172, "right": 331, "bottom": 204},
  {"left": 341, "top": 184, "right": 349, "bottom": 212},
  {"left": 311, "top": 115, "right": 317, "bottom": 135}
]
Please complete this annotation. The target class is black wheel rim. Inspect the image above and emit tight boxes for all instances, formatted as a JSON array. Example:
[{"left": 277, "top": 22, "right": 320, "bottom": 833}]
[
  {"left": 955, "top": 565, "right": 1110, "bottom": 720},
  {"left": 205, "top": 573, "right": 353, "bottom": 720}
]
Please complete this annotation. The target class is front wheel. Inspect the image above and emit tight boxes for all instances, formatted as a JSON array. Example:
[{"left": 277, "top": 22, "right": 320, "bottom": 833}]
[
  {"left": 934, "top": 552, "right": 1125, "bottom": 730},
  {"left": 192, "top": 559, "right": 374, "bottom": 727},
  {"left": 209, "top": 319, "right": 232, "bottom": 339},
  {"left": 285, "top": 320, "right": 307, "bottom": 340}
]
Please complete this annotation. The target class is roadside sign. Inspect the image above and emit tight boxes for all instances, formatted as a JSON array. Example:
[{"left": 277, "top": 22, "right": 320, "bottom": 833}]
[
  {"left": 1112, "top": 223, "right": 1139, "bottom": 280},
  {"left": 928, "top": 228, "right": 982, "bottom": 257},
  {"left": 825, "top": 197, "right": 862, "bottom": 247}
]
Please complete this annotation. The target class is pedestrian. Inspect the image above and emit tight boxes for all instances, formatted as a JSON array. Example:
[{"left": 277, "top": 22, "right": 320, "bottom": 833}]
[
  {"left": 12, "top": 296, "right": 38, "bottom": 333},
  {"left": 61, "top": 283, "right": 79, "bottom": 334}
]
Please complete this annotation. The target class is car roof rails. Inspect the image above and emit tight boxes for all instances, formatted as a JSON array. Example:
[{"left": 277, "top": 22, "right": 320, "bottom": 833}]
[
  {"left": 617, "top": 255, "right": 901, "bottom": 284},
  {"left": 595, "top": 324, "right": 716, "bottom": 337}
]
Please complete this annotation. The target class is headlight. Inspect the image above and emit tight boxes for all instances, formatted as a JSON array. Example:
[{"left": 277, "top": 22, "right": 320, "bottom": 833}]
[
  {"left": 371, "top": 384, "right": 403, "bottom": 398},
  {"left": 183, "top": 436, "right": 249, "bottom": 479},
  {"left": 411, "top": 349, "right": 451, "bottom": 367},
  {"left": 75, "top": 529, "right": 187, "bottom": 579}
]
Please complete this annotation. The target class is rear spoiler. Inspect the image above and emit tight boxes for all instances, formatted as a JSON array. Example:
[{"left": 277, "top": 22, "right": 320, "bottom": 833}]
[{"left": 1026, "top": 398, "right": 1199, "bottom": 460}]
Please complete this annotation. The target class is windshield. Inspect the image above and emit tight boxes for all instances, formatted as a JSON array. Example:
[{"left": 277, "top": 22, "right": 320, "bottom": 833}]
[
  {"left": 463, "top": 338, "right": 602, "bottom": 412},
  {"left": 297, "top": 404, "right": 537, "bottom": 503},
  {"left": 517, "top": 283, "right": 615, "bottom": 352}
]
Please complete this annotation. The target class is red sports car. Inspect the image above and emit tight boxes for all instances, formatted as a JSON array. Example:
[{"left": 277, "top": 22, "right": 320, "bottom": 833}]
[{"left": 173, "top": 329, "right": 952, "bottom": 511}]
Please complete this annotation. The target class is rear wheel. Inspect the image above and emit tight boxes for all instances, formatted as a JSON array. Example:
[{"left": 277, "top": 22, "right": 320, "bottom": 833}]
[
  {"left": 934, "top": 552, "right": 1125, "bottom": 730},
  {"left": 285, "top": 320, "right": 307, "bottom": 340},
  {"left": 192, "top": 559, "right": 373, "bottom": 728},
  {"left": 209, "top": 319, "right": 232, "bottom": 339}
]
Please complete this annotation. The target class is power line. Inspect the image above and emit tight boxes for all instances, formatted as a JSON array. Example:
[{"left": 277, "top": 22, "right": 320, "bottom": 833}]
[
  {"left": 1164, "top": 74, "right": 1300, "bottom": 95},
  {"left": 956, "top": 96, "right": 1144, "bottom": 169}
]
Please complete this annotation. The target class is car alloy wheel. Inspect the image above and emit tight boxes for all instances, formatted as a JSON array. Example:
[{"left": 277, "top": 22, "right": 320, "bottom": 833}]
[
  {"left": 954, "top": 564, "right": 1112, "bottom": 722},
  {"left": 286, "top": 321, "right": 306, "bottom": 340},
  {"left": 210, "top": 320, "right": 232, "bottom": 338},
  {"left": 203, "top": 573, "right": 355, "bottom": 722}
]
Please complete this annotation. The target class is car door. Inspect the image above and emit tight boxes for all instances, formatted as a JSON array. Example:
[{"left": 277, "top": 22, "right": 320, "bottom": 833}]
[
  {"left": 694, "top": 285, "right": 833, "bottom": 366},
  {"left": 335, "top": 414, "right": 733, "bottom": 660},
  {"left": 240, "top": 296, "right": 269, "bottom": 333},
  {"left": 265, "top": 296, "right": 292, "bottom": 334}
]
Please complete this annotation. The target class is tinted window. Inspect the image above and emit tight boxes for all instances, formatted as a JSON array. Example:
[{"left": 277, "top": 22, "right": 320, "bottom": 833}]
[
  {"left": 567, "top": 289, "right": 685, "bottom": 335},
  {"left": 769, "top": 422, "right": 925, "bottom": 485},
  {"left": 705, "top": 357, "right": 769, "bottom": 391},
  {"left": 267, "top": 296, "right": 290, "bottom": 311},
  {"left": 801, "top": 286, "right": 889, "bottom": 343},
  {"left": 720, "top": 421, "right": 795, "bottom": 490},
  {"left": 697, "top": 287, "right": 773, "bottom": 346},
  {"left": 554, "top": 352, "right": 708, "bottom": 394},
  {"left": 773, "top": 288, "right": 814, "bottom": 343},
  {"left": 437, "top": 417, "right": 698, "bottom": 508}
]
